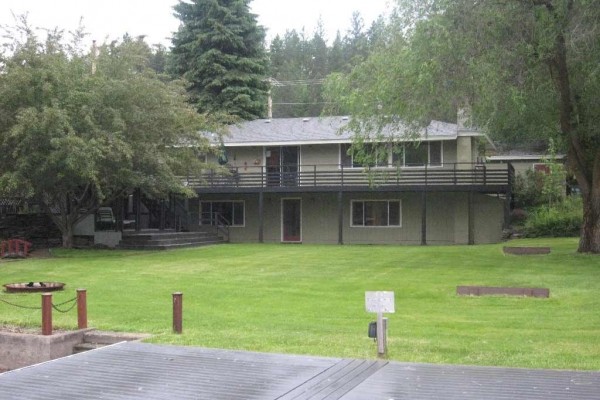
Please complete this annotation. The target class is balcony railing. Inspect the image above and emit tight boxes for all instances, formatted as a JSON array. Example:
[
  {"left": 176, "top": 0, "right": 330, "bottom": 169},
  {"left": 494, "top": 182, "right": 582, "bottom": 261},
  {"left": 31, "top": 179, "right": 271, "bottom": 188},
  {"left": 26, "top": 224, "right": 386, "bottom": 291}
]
[{"left": 182, "top": 163, "right": 513, "bottom": 191}]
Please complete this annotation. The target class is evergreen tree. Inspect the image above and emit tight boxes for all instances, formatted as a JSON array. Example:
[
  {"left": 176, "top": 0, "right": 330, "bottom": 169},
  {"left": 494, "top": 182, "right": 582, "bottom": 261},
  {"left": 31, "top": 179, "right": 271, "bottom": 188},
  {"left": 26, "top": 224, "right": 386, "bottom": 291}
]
[{"left": 170, "top": 0, "right": 269, "bottom": 121}]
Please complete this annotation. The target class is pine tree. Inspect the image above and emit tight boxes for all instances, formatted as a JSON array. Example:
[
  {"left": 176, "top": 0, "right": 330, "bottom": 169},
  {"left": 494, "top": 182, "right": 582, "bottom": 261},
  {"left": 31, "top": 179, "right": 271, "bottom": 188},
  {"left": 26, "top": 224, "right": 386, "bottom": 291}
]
[{"left": 170, "top": 0, "right": 269, "bottom": 121}]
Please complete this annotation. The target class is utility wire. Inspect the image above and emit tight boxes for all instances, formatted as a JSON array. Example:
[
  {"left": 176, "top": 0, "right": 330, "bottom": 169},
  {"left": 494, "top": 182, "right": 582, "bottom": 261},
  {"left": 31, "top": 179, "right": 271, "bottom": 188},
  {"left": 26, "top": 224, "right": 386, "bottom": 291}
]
[
  {"left": 267, "top": 77, "right": 325, "bottom": 87},
  {"left": 274, "top": 102, "right": 334, "bottom": 105}
]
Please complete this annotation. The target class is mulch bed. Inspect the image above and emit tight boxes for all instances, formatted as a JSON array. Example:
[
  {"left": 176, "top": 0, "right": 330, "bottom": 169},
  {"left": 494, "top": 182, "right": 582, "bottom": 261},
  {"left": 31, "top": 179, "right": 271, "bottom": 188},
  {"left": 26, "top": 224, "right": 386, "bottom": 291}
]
[
  {"left": 457, "top": 286, "right": 550, "bottom": 298},
  {"left": 503, "top": 246, "right": 551, "bottom": 255}
]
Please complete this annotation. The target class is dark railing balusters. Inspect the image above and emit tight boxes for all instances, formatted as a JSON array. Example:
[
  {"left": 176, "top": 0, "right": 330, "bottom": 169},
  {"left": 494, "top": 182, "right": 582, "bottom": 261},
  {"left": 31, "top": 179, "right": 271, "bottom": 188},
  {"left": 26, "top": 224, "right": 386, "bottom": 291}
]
[{"left": 181, "top": 163, "right": 511, "bottom": 190}]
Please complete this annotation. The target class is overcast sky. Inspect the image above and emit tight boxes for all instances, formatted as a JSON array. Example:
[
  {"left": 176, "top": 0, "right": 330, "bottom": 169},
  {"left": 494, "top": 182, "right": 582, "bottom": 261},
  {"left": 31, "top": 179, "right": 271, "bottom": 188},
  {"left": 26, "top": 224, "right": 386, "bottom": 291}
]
[{"left": 1, "top": 0, "right": 392, "bottom": 47}]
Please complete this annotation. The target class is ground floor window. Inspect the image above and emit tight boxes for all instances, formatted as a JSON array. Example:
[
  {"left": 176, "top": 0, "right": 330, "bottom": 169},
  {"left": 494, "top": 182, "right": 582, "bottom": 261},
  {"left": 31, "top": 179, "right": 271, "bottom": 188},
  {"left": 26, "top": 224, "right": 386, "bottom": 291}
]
[
  {"left": 200, "top": 201, "right": 244, "bottom": 226},
  {"left": 351, "top": 200, "right": 401, "bottom": 227}
]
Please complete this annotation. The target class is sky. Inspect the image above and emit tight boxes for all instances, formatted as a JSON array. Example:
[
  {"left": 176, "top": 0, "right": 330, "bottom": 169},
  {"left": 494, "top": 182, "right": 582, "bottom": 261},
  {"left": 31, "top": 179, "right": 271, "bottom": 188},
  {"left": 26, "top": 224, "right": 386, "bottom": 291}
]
[{"left": 1, "top": 0, "right": 393, "bottom": 47}]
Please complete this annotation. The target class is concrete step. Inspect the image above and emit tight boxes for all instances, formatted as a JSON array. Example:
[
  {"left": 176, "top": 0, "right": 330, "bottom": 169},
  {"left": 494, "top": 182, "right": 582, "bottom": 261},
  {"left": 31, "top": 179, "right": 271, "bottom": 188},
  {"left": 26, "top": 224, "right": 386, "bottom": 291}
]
[
  {"left": 73, "top": 342, "right": 105, "bottom": 354},
  {"left": 83, "top": 330, "right": 151, "bottom": 345},
  {"left": 119, "top": 240, "right": 224, "bottom": 251},
  {"left": 122, "top": 232, "right": 212, "bottom": 241},
  {"left": 73, "top": 330, "right": 151, "bottom": 354},
  {"left": 121, "top": 236, "right": 217, "bottom": 246},
  {"left": 118, "top": 230, "right": 225, "bottom": 250}
]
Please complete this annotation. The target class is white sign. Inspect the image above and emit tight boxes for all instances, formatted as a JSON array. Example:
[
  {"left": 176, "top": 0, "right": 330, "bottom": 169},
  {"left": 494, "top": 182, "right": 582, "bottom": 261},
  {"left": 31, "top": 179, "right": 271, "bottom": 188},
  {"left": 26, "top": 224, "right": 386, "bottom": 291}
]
[{"left": 365, "top": 291, "right": 395, "bottom": 313}]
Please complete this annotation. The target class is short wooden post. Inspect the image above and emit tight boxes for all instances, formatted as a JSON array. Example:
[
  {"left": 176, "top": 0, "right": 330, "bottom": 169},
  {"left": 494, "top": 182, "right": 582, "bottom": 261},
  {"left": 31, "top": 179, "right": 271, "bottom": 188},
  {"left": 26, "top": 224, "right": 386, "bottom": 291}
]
[
  {"left": 376, "top": 313, "right": 388, "bottom": 357},
  {"left": 77, "top": 289, "right": 88, "bottom": 329},
  {"left": 173, "top": 292, "right": 183, "bottom": 334},
  {"left": 41, "top": 293, "right": 52, "bottom": 336}
]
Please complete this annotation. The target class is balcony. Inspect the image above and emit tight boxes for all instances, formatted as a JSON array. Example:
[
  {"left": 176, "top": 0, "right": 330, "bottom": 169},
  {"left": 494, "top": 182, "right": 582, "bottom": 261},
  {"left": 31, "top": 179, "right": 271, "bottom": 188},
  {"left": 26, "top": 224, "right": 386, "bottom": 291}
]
[{"left": 182, "top": 163, "right": 514, "bottom": 193}]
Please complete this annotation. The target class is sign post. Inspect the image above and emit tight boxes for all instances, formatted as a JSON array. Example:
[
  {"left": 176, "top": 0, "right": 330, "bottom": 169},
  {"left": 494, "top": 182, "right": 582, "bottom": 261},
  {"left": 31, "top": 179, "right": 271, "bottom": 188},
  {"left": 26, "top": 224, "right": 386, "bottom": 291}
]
[{"left": 365, "top": 291, "right": 395, "bottom": 357}]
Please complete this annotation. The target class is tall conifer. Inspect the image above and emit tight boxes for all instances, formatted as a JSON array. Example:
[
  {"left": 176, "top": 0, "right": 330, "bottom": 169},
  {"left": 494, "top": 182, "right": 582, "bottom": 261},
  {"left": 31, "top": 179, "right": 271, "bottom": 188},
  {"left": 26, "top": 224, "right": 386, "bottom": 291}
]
[{"left": 170, "top": 0, "right": 268, "bottom": 121}]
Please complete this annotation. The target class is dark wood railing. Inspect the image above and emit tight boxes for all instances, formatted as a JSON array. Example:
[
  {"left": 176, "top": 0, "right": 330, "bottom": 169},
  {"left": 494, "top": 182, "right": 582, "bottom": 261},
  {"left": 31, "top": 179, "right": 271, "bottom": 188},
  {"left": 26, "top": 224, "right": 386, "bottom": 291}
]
[
  {"left": 200, "top": 212, "right": 230, "bottom": 241},
  {"left": 182, "top": 163, "right": 513, "bottom": 191}
]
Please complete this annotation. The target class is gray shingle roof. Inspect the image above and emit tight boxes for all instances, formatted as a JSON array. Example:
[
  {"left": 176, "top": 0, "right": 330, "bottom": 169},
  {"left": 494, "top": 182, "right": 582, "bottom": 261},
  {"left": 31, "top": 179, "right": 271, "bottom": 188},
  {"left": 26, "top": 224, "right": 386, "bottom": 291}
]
[{"left": 223, "top": 117, "right": 464, "bottom": 146}]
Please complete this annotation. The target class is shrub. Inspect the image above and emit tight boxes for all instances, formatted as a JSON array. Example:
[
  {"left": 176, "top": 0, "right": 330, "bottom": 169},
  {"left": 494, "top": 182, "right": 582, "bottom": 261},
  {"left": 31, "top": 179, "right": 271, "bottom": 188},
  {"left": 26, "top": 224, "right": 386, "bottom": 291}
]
[
  {"left": 523, "top": 196, "right": 582, "bottom": 237},
  {"left": 510, "top": 208, "right": 528, "bottom": 224},
  {"left": 513, "top": 170, "right": 544, "bottom": 208}
]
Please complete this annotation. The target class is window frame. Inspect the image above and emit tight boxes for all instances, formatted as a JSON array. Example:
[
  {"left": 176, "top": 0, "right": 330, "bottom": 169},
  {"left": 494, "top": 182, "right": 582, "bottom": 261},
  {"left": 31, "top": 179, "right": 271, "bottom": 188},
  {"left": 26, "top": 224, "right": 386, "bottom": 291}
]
[
  {"left": 340, "top": 141, "right": 444, "bottom": 169},
  {"left": 395, "top": 141, "right": 444, "bottom": 168},
  {"left": 339, "top": 143, "right": 390, "bottom": 169},
  {"left": 199, "top": 200, "right": 245, "bottom": 227},
  {"left": 350, "top": 199, "right": 402, "bottom": 228}
]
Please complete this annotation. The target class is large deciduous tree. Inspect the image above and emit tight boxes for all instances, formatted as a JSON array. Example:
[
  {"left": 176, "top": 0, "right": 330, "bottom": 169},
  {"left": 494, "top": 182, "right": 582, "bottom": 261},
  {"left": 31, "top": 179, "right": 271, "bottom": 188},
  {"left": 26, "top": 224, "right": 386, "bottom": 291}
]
[
  {"left": 325, "top": 0, "right": 600, "bottom": 253},
  {"left": 169, "top": 0, "right": 269, "bottom": 121},
  {"left": 0, "top": 24, "right": 213, "bottom": 248}
]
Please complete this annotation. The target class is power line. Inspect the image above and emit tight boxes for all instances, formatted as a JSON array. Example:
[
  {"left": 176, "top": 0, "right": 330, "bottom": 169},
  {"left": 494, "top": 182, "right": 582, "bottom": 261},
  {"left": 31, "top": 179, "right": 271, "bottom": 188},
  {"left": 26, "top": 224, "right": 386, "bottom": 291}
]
[
  {"left": 267, "top": 77, "right": 325, "bottom": 87},
  {"left": 273, "top": 102, "right": 334, "bottom": 105}
]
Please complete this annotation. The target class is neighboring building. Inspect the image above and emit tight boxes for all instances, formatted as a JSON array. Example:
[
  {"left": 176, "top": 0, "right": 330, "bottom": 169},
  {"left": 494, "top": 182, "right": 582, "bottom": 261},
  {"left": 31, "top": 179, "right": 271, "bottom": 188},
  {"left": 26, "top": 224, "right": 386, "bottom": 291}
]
[
  {"left": 183, "top": 116, "right": 513, "bottom": 245},
  {"left": 487, "top": 150, "right": 566, "bottom": 177}
]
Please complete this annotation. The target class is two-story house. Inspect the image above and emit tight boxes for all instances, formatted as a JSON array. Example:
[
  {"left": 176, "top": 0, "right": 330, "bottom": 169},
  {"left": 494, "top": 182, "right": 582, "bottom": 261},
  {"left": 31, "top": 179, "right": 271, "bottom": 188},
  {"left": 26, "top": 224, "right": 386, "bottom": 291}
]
[{"left": 184, "top": 116, "right": 513, "bottom": 245}]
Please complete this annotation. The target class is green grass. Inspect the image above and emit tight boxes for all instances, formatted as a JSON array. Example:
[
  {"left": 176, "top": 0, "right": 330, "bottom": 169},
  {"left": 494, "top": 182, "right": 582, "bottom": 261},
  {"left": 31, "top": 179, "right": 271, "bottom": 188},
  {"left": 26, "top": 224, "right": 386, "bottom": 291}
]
[{"left": 1, "top": 238, "right": 599, "bottom": 370}]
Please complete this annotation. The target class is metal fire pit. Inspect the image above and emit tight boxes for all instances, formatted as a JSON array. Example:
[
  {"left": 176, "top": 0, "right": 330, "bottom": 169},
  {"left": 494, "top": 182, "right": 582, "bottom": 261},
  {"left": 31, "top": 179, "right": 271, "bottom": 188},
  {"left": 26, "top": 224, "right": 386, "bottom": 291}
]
[{"left": 3, "top": 282, "right": 65, "bottom": 293}]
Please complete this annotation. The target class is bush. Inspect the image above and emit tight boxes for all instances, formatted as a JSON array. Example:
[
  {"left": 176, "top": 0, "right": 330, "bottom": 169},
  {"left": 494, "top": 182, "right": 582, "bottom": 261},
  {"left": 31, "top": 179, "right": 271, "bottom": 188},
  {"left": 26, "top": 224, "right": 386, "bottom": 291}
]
[
  {"left": 523, "top": 196, "right": 582, "bottom": 237},
  {"left": 513, "top": 170, "right": 544, "bottom": 208},
  {"left": 512, "top": 162, "right": 566, "bottom": 209},
  {"left": 510, "top": 208, "right": 528, "bottom": 225}
]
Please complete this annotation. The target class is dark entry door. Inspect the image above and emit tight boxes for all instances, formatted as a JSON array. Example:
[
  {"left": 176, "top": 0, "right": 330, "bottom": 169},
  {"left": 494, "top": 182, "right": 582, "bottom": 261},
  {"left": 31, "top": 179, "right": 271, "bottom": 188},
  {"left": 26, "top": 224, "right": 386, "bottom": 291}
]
[
  {"left": 266, "top": 147, "right": 281, "bottom": 186},
  {"left": 282, "top": 199, "right": 301, "bottom": 242},
  {"left": 266, "top": 146, "right": 298, "bottom": 187},
  {"left": 281, "top": 147, "right": 298, "bottom": 186}
]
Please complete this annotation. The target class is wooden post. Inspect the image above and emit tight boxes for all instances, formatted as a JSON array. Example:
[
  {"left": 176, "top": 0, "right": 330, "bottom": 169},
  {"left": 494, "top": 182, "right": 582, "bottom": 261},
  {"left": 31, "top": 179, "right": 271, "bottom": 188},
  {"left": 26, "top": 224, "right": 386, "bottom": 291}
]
[
  {"left": 41, "top": 293, "right": 52, "bottom": 336},
  {"left": 160, "top": 199, "right": 166, "bottom": 231},
  {"left": 468, "top": 191, "right": 474, "bottom": 245},
  {"left": 77, "top": 289, "right": 87, "bottom": 329},
  {"left": 258, "top": 192, "right": 264, "bottom": 243},
  {"left": 376, "top": 313, "right": 388, "bottom": 357},
  {"left": 337, "top": 191, "right": 343, "bottom": 245},
  {"left": 173, "top": 292, "right": 183, "bottom": 334},
  {"left": 421, "top": 191, "right": 427, "bottom": 245},
  {"left": 135, "top": 188, "right": 142, "bottom": 232}
]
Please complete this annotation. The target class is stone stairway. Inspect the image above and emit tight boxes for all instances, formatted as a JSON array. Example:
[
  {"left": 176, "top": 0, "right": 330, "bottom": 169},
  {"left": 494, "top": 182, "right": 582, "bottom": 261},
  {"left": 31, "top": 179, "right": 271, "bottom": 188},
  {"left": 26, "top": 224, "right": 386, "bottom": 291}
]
[
  {"left": 118, "top": 230, "right": 225, "bottom": 250},
  {"left": 73, "top": 330, "right": 151, "bottom": 354}
]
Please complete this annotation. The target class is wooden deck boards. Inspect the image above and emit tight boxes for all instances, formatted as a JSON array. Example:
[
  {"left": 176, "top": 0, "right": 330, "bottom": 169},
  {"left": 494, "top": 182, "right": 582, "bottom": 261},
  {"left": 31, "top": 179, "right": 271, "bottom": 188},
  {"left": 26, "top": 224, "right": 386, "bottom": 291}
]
[{"left": 0, "top": 342, "right": 598, "bottom": 400}]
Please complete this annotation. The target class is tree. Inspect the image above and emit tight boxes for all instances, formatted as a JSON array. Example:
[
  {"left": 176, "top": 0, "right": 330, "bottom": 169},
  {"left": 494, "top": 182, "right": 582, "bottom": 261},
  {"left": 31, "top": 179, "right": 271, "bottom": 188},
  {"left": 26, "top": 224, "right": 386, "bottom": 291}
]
[
  {"left": 266, "top": 14, "right": 387, "bottom": 118},
  {"left": 169, "top": 0, "right": 269, "bottom": 121},
  {"left": 324, "top": 0, "right": 600, "bottom": 253},
  {"left": 0, "top": 23, "right": 213, "bottom": 248}
]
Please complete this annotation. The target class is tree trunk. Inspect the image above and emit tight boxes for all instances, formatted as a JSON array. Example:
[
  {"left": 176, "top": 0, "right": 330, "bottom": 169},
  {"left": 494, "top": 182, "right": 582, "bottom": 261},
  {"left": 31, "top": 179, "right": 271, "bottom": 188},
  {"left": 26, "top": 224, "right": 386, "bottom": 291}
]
[
  {"left": 62, "top": 224, "right": 74, "bottom": 249},
  {"left": 579, "top": 195, "right": 600, "bottom": 253},
  {"left": 578, "top": 159, "right": 600, "bottom": 252},
  {"left": 537, "top": 0, "right": 600, "bottom": 253}
]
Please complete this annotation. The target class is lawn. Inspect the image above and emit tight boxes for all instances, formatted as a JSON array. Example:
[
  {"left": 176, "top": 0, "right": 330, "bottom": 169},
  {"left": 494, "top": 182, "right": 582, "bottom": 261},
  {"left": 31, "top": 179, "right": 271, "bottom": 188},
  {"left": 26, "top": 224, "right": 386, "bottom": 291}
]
[{"left": 1, "top": 238, "right": 598, "bottom": 370}]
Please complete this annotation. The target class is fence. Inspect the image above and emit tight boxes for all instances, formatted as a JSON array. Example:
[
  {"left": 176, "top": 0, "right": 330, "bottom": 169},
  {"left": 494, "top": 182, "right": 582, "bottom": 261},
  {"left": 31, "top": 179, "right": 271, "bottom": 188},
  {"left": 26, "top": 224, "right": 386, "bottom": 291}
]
[{"left": 0, "top": 289, "right": 87, "bottom": 335}]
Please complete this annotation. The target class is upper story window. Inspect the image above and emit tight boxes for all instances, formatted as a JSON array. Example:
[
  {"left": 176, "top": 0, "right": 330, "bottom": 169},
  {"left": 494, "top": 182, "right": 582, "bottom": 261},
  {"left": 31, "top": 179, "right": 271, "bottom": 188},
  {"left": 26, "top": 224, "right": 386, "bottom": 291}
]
[
  {"left": 393, "top": 141, "right": 443, "bottom": 167},
  {"left": 341, "top": 141, "right": 443, "bottom": 168},
  {"left": 340, "top": 144, "right": 388, "bottom": 168}
]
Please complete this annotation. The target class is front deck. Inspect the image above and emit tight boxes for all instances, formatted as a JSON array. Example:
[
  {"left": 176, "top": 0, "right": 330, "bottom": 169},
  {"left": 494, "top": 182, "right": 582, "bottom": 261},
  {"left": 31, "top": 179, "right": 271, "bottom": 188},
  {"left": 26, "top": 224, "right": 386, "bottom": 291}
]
[
  {"left": 183, "top": 162, "right": 513, "bottom": 194},
  {"left": 2, "top": 341, "right": 598, "bottom": 399}
]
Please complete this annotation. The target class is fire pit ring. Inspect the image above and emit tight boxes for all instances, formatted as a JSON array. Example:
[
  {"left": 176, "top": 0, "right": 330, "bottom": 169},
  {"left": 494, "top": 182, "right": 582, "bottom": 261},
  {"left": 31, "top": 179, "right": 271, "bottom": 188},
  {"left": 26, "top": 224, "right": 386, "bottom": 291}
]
[{"left": 3, "top": 282, "right": 65, "bottom": 293}]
